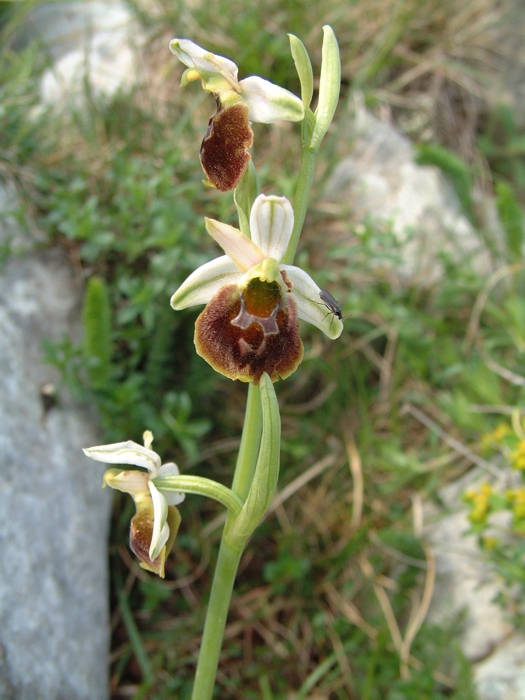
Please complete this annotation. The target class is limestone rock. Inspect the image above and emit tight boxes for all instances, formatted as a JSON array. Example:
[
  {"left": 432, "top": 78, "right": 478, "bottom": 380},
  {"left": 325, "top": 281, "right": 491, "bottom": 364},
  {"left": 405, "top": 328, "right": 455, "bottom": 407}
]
[
  {"left": 21, "top": 1, "right": 144, "bottom": 104},
  {"left": 324, "top": 95, "right": 492, "bottom": 284},
  {"left": 474, "top": 634, "right": 525, "bottom": 700},
  {"left": 0, "top": 181, "right": 111, "bottom": 700}
]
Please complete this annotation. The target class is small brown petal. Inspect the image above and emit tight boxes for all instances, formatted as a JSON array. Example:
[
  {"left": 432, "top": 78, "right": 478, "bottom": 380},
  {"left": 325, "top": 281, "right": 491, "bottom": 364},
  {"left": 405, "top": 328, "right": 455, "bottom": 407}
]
[
  {"left": 200, "top": 101, "right": 254, "bottom": 191},
  {"left": 195, "top": 282, "right": 304, "bottom": 384},
  {"left": 130, "top": 507, "right": 166, "bottom": 577}
]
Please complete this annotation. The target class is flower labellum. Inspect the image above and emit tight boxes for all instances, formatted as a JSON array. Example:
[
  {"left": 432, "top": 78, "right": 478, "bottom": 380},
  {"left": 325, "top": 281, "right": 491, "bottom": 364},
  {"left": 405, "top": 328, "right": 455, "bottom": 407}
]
[
  {"left": 83, "top": 431, "right": 185, "bottom": 578},
  {"left": 195, "top": 279, "right": 303, "bottom": 383},
  {"left": 200, "top": 101, "right": 254, "bottom": 191},
  {"left": 170, "top": 195, "right": 343, "bottom": 384}
]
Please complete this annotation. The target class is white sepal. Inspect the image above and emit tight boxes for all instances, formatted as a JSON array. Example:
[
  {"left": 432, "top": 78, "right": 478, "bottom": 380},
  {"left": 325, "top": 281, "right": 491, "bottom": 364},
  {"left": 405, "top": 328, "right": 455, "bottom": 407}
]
[
  {"left": 239, "top": 76, "right": 304, "bottom": 123},
  {"left": 170, "top": 256, "right": 241, "bottom": 310},
  {"left": 169, "top": 39, "right": 239, "bottom": 89},
  {"left": 281, "top": 265, "right": 343, "bottom": 339},
  {"left": 83, "top": 441, "right": 161, "bottom": 474}
]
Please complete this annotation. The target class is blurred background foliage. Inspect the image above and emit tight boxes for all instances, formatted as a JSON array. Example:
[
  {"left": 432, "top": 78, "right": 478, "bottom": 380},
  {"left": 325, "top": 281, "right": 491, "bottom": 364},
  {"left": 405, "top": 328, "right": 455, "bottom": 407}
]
[{"left": 1, "top": 0, "right": 525, "bottom": 697}]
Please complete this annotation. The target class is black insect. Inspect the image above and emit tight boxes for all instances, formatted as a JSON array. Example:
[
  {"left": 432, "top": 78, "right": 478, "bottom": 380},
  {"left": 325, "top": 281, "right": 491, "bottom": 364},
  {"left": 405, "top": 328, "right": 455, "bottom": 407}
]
[{"left": 319, "top": 289, "right": 343, "bottom": 321}]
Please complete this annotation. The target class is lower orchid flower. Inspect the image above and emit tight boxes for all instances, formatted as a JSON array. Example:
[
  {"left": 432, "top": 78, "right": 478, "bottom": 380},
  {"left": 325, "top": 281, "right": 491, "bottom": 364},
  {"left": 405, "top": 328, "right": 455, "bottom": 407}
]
[
  {"left": 170, "top": 194, "right": 343, "bottom": 384},
  {"left": 83, "top": 431, "right": 185, "bottom": 578}
]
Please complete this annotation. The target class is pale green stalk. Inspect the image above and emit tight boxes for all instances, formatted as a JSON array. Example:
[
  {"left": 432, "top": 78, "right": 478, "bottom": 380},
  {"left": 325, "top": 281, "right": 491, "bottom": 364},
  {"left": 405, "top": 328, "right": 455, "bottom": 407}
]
[
  {"left": 284, "top": 26, "right": 340, "bottom": 265},
  {"left": 153, "top": 475, "right": 244, "bottom": 515},
  {"left": 191, "top": 375, "right": 278, "bottom": 700},
  {"left": 188, "top": 27, "right": 340, "bottom": 699}
]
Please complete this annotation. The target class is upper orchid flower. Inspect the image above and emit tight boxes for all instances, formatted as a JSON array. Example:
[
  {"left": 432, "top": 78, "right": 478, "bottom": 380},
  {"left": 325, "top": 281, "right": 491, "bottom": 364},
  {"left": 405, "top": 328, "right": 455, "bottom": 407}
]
[
  {"left": 170, "top": 194, "right": 343, "bottom": 384},
  {"left": 83, "top": 431, "right": 185, "bottom": 578},
  {"left": 169, "top": 39, "right": 304, "bottom": 191}
]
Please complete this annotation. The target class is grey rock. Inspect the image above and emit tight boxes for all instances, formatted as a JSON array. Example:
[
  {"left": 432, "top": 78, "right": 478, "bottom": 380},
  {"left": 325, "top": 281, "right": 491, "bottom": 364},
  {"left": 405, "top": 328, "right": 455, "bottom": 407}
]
[
  {"left": 425, "top": 471, "right": 513, "bottom": 662},
  {"left": 22, "top": 1, "right": 144, "bottom": 105},
  {"left": 0, "top": 181, "right": 111, "bottom": 700},
  {"left": 324, "top": 95, "right": 492, "bottom": 284},
  {"left": 474, "top": 634, "right": 525, "bottom": 700}
]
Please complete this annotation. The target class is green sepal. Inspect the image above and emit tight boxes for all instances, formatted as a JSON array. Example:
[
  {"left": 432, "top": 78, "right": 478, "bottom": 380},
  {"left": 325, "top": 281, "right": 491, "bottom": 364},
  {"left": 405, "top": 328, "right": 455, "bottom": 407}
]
[
  {"left": 288, "top": 33, "right": 314, "bottom": 109},
  {"left": 225, "top": 373, "right": 281, "bottom": 550},
  {"left": 234, "top": 160, "right": 260, "bottom": 237},
  {"left": 310, "top": 25, "right": 341, "bottom": 151}
]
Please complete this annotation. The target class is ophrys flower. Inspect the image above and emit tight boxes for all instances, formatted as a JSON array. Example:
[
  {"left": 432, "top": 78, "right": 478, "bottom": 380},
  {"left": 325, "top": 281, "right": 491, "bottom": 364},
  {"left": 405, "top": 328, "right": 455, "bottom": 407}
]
[
  {"left": 169, "top": 39, "right": 304, "bottom": 191},
  {"left": 83, "top": 431, "right": 184, "bottom": 578},
  {"left": 170, "top": 194, "right": 343, "bottom": 383}
]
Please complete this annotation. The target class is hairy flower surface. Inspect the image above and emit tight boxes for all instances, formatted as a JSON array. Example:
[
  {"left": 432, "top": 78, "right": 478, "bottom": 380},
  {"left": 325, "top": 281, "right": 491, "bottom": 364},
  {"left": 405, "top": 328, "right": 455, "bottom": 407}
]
[
  {"left": 169, "top": 39, "right": 304, "bottom": 190},
  {"left": 171, "top": 194, "right": 343, "bottom": 383},
  {"left": 83, "top": 431, "right": 184, "bottom": 577}
]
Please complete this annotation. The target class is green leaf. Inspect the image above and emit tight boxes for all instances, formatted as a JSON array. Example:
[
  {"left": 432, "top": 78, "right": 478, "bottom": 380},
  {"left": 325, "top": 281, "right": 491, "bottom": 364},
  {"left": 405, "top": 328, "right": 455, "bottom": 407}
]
[
  {"left": 495, "top": 181, "right": 524, "bottom": 258},
  {"left": 82, "top": 276, "right": 112, "bottom": 390},
  {"left": 310, "top": 25, "right": 341, "bottom": 151},
  {"left": 415, "top": 143, "right": 473, "bottom": 221},
  {"left": 288, "top": 33, "right": 314, "bottom": 109}
]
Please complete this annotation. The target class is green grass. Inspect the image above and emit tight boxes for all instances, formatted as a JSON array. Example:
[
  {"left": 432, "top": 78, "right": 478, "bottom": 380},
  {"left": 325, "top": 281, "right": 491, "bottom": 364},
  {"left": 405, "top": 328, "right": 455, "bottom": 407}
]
[{"left": 2, "top": 0, "right": 525, "bottom": 697}]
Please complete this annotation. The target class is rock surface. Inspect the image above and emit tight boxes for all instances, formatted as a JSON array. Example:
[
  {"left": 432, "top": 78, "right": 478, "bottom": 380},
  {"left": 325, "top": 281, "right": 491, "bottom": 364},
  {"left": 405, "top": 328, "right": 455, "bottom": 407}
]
[
  {"left": 325, "top": 95, "right": 492, "bottom": 284},
  {"left": 22, "top": 0, "right": 143, "bottom": 104},
  {"left": 328, "top": 96, "right": 522, "bottom": 698},
  {"left": 0, "top": 182, "right": 111, "bottom": 700},
  {"left": 425, "top": 470, "right": 513, "bottom": 661}
]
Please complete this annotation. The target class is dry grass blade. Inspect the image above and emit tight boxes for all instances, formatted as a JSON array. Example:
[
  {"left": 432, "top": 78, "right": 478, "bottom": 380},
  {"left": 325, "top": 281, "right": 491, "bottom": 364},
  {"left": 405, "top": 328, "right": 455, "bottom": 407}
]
[
  {"left": 323, "top": 581, "right": 378, "bottom": 640},
  {"left": 464, "top": 261, "right": 524, "bottom": 352},
  {"left": 399, "top": 542, "right": 436, "bottom": 679},
  {"left": 401, "top": 403, "right": 503, "bottom": 478},
  {"left": 345, "top": 433, "right": 364, "bottom": 531},
  {"left": 359, "top": 556, "right": 404, "bottom": 653}
]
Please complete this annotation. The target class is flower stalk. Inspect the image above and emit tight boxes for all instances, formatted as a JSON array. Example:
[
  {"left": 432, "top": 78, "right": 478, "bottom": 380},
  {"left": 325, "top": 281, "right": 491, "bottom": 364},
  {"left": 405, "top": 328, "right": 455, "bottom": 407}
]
[{"left": 85, "top": 26, "right": 342, "bottom": 698}]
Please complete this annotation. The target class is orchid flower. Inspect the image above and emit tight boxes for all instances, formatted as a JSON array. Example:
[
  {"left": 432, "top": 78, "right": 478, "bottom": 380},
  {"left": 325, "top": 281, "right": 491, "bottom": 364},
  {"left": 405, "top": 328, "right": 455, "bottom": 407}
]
[
  {"left": 83, "top": 431, "right": 184, "bottom": 578},
  {"left": 170, "top": 194, "right": 343, "bottom": 384},
  {"left": 169, "top": 39, "right": 304, "bottom": 191}
]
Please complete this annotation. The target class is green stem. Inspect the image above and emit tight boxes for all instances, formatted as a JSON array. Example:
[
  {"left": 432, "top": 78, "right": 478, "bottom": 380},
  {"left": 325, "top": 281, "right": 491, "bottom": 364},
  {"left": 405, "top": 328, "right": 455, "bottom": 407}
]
[
  {"left": 191, "top": 382, "right": 264, "bottom": 700},
  {"left": 153, "top": 475, "right": 244, "bottom": 516},
  {"left": 282, "top": 145, "right": 318, "bottom": 265},
  {"left": 190, "top": 537, "right": 243, "bottom": 700}
]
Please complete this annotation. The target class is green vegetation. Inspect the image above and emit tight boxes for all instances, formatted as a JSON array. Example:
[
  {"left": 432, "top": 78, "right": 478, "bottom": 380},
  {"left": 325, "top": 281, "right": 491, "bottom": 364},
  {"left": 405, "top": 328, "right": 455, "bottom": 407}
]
[{"left": 1, "top": 0, "right": 525, "bottom": 697}]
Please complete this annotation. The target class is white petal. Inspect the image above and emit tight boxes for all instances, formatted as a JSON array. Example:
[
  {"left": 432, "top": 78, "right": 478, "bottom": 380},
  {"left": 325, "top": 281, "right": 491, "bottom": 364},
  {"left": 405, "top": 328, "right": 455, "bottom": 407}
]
[
  {"left": 104, "top": 469, "right": 150, "bottom": 496},
  {"left": 239, "top": 76, "right": 305, "bottom": 123},
  {"left": 83, "top": 441, "right": 161, "bottom": 474},
  {"left": 148, "top": 482, "right": 169, "bottom": 560},
  {"left": 169, "top": 39, "right": 239, "bottom": 87},
  {"left": 282, "top": 265, "right": 344, "bottom": 340},
  {"left": 170, "top": 256, "right": 241, "bottom": 310},
  {"left": 205, "top": 218, "right": 264, "bottom": 271},
  {"left": 157, "top": 462, "right": 186, "bottom": 506},
  {"left": 250, "top": 195, "right": 294, "bottom": 261}
]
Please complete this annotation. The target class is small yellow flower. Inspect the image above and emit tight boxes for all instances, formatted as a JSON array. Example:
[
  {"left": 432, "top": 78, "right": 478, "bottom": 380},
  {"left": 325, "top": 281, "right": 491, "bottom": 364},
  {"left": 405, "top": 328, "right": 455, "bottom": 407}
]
[
  {"left": 510, "top": 440, "right": 525, "bottom": 470},
  {"left": 482, "top": 535, "right": 499, "bottom": 550},
  {"left": 466, "top": 482, "right": 493, "bottom": 524},
  {"left": 481, "top": 423, "right": 510, "bottom": 450},
  {"left": 509, "top": 487, "right": 525, "bottom": 519}
]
